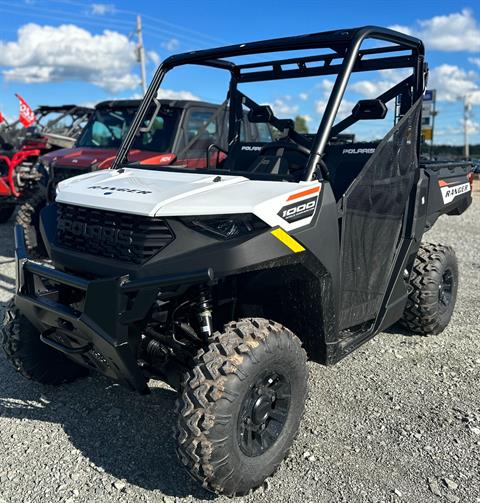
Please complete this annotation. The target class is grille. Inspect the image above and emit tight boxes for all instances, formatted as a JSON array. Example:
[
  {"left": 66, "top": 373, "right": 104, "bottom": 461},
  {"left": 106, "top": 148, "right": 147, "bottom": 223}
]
[{"left": 56, "top": 203, "right": 175, "bottom": 264}]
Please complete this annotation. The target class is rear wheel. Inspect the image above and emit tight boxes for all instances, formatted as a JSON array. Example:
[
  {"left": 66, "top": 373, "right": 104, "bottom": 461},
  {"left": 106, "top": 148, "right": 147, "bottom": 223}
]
[
  {"left": 400, "top": 243, "right": 458, "bottom": 335},
  {"left": 0, "top": 205, "right": 15, "bottom": 223},
  {"left": 1, "top": 299, "right": 88, "bottom": 385},
  {"left": 16, "top": 191, "right": 47, "bottom": 257},
  {"left": 176, "top": 318, "right": 307, "bottom": 496}
]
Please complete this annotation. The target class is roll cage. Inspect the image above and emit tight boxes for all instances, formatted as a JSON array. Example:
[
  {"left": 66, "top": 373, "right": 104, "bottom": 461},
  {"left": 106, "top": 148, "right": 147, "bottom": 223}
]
[
  {"left": 113, "top": 26, "right": 426, "bottom": 181},
  {"left": 36, "top": 105, "right": 93, "bottom": 133}
]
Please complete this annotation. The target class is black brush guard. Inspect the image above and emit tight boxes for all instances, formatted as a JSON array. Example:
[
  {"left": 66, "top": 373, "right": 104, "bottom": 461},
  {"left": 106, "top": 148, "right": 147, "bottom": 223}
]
[{"left": 14, "top": 224, "right": 213, "bottom": 394}]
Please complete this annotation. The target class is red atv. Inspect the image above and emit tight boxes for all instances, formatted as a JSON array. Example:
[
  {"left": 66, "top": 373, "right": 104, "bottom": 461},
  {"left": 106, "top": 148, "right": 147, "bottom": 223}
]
[
  {"left": 0, "top": 105, "right": 93, "bottom": 223},
  {"left": 18, "top": 98, "right": 272, "bottom": 254}
]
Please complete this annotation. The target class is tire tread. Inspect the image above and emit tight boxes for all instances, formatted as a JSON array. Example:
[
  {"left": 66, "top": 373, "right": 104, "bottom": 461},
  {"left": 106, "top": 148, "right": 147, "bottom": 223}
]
[
  {"left": 15, "top": 190, "right": 46, "bottom": 256},
  {"left": 1, "top": 299, "right": 87, "bottom": 384},
  {"left": 175, "top": 318, "right": 306, "bottom": 496},
  {"left": 400, "top": 243, "right": 457, "bottom": 335}
]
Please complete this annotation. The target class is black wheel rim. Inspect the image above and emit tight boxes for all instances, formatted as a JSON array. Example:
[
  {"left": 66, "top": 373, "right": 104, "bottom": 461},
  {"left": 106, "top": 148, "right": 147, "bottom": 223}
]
[
  {"left": 238, "top": 371, "right": 291, "bottom": 457},
  {"left": 438, "top": 268, "right": 454, "bottom": 312}
]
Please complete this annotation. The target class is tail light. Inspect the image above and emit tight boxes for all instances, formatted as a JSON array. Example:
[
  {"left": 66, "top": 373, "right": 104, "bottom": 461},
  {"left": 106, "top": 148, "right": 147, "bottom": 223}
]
[{"left": 467, "top": 170, "right": 474, "bottom": 190}]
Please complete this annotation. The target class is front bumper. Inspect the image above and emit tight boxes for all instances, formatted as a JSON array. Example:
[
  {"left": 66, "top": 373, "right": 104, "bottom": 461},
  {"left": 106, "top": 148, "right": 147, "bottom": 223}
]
[{"left": 14, "top": 225, "right": 213, "bottom": 393}]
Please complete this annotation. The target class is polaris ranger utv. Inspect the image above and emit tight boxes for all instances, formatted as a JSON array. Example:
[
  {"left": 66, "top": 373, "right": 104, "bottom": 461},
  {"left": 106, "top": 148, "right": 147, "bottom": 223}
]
[
  {"left": 2, "top": 26, "right": 473, "bottom": 496},
  {"left": 16, "top": 98, "right": 272, "bottom": 254},
  {"left": 0, "top": 105, "right": 93, "bottom": 224}
]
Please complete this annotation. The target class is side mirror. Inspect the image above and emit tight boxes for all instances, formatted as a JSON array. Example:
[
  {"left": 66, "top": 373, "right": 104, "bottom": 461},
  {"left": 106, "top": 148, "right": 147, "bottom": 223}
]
[
  {"left": 351, "top": 99, "right": 388, "bottom": 120},
  {"left": 247, "top": 105, "right": 274, "bottom": 123}
]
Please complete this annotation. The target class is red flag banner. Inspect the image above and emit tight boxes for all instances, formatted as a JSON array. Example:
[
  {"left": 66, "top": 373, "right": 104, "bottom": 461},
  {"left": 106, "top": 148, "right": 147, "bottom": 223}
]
[
  {"left": 0, "top": 112, "right": 4, "bottom": 124},
  {"left": 15, "top": 94, "right": 36, "bottom": 127}
]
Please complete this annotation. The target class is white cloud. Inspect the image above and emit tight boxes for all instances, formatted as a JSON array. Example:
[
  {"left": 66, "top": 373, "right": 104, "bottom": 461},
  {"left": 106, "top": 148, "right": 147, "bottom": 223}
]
[
  {"left": 0, "top": 23, "right": 140, "bottom": 92},
  {"left": 299, "top": 92, "right": 309, "bottom": 101},
  {"left": 391, "top": 9, "right": 480, "bottom": 52},
  {"left": 316, "top": 79, "right": 334, "bottom": 92},
  {"left": 350, "top": 80, "right": 393, "bottom": 97},
  {"left": 389, "top": 24, "right": 413, "bottom": 36},
  {"left": 156, "top": 88, "right": 200, "bottom": 101},
  {"left": 466, "top": 119, "right": 479, "bottom": 133},
  {"left": 90, "top": 3, "right": 116, "bottom": 15},
  {"left": 148, "top": 50, "right": 161, "bottom": 67},
  {"left": 348, "top": 65, "right": 480, "bottom": 105},
  {"left": 436, "top": 119, "right": 480, "bottom": 140},
  {"left": 429, "top": 64, "right": 480, "bottom": 103},
  {"left": 129, "top": 89, "right": 201, "bottom": 101},
  {"left": 161, "top": 38, "right": 180, "bottom": 52},
  {"left": 350, "top": 69, "right": 411, "bottom": 98},
  {"left": 314, "top": 78, "right": 354, "bottom": 119},
  {"left": 269, "top": 97, "right": 299, "bottom": 116},
  {"left": 315, "top": 98, "right": 355, "bottom": 119},
  {"left": 469, "top": 57, "right": 480, "bottom": 68}
]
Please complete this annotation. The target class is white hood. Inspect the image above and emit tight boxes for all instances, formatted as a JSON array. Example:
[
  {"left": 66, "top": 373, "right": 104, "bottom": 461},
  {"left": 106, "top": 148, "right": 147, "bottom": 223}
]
[{"left": 56, "top": 168, "right": 322, "bottom": 230}]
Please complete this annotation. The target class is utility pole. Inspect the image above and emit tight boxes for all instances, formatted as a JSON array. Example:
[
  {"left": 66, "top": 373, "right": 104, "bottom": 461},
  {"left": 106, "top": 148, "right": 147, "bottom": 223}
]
[
  {"left": 463, "top": 94, "right": 472, "bottom": 160},
  {"left": 136, "top": 15, "right": 147, "bottom": 96},
  {"left": 428, "top": 90, "right": 437, "bottom": 160}
]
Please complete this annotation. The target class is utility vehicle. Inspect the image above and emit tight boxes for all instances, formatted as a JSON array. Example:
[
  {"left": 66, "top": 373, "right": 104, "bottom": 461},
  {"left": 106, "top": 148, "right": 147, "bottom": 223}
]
[
  {"left": 16, "top": 98, "right": 271, "bottom": 254},
  {"left": 2, "top": 26, "right": 473, "bottom": 496},
  {"left": 0, "top": 105, "right": 93, "bottom": 224}
]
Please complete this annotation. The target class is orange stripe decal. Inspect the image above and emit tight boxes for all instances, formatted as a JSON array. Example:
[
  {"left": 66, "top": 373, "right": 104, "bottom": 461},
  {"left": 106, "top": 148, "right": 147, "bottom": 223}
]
[
  {"left": 287, "top": 185, "right": 321, "bottom": 201},
  {"left": 438, "top": 180, "right": 449, "bottom": 187}
]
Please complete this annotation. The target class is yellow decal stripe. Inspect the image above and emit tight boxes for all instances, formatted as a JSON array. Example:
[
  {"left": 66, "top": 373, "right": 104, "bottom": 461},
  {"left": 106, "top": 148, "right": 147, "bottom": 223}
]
[{"left": 271, "top": 228, "right": 305, "bottom": 253}]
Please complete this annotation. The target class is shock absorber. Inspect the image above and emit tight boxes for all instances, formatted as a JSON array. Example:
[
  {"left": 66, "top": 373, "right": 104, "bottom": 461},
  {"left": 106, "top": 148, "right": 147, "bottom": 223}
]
[{"left": 197, "top": 286, "right": 213, "bottom": 340}]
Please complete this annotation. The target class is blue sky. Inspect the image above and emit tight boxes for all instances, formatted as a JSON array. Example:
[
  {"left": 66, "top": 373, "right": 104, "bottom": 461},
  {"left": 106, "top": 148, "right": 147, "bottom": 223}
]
[{"left": 1, "top": 0, "right": 480, "bottom": 144}]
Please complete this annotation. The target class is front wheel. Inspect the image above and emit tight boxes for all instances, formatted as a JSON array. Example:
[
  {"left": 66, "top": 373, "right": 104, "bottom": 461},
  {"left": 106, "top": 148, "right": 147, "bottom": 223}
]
[
  {"left": 15, "top": 190, "right": 47, "bottom": 257},
  {"left": 176, "top": 318, "right": 307, "bottom": 496},
  {"left": 1, "top": 299, "right": 89, "bottom": 385}
]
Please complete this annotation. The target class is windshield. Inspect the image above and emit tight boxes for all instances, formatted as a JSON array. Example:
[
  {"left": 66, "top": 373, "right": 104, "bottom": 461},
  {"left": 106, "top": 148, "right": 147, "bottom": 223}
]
[
  {"left": 1, "top": 109, "right": 91, "bottom": 148},
  {"left": 22, "top": 109, "right": 92, "bottom": 141},
  {"left": 78, "top": 106, "right": 180, "bottom": 151},
  {"left": 114, "top": 29, "right": 423, "bottom": 181}
]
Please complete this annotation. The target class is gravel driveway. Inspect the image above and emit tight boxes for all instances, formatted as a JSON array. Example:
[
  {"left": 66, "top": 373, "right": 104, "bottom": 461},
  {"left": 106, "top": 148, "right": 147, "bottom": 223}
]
[{"left": 0, "top": 196, "right": 479, "bottom": 503}]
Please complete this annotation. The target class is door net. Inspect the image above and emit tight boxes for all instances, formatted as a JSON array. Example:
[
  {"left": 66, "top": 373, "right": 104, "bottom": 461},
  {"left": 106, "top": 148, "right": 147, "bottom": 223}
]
[{"left": 339, "top": 98, "right": 422, "bottom": 330}]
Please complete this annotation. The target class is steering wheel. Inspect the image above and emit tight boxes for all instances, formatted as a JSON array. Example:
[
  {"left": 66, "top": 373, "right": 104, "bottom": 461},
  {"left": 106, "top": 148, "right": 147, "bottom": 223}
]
[{"left": 250, "top": 141, "right": 311, "bottom": 177}]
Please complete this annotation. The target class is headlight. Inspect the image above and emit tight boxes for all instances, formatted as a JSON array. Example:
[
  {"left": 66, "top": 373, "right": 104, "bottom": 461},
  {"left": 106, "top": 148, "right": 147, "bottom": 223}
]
[{"left": 181, "top": 214, "right": 267, "bottom": 240}]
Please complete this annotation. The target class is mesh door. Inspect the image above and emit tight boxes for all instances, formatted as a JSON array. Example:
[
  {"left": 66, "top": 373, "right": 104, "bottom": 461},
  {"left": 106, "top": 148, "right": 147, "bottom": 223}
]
[{"left": 339, "top": 98, "right": 422, "bottom": 329}]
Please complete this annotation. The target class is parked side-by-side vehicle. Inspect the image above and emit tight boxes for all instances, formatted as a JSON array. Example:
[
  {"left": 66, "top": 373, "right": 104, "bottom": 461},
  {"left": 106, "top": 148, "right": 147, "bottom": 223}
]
[
  {"left": 16, "top": 98, "right": 272, "bottom": 254},
  {"left": 1, "top": 26, "right": 472, "bottom": 496},
  {"left": 0, "top": 105, "right": 93, "bottom": 224}
]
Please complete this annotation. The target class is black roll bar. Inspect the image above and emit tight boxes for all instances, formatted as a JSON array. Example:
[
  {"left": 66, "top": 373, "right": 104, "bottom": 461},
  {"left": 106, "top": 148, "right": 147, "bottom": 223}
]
[
  {"left": 304, "top": 26, "right": 424, "bottom": 180},
  {"left": 111, "top": 25, "right": 425, "bottom": 178}
]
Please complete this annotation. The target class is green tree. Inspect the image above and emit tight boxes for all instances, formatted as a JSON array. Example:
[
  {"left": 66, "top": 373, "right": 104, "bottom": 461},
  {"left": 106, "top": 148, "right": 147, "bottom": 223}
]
[{"left": 294, "top": 115, "right": 309, "bottom": 134}]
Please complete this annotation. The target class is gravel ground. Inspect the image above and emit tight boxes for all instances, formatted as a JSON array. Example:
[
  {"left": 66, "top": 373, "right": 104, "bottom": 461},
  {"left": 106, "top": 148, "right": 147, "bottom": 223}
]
[{"left": 0, "top": 194, "right": 479, "bottom": 503}]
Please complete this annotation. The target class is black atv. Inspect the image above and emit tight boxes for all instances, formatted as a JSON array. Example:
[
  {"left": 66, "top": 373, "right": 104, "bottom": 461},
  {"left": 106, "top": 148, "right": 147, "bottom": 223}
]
[{"left": 1, "top": 26, "right": 473, "bottom": 496}]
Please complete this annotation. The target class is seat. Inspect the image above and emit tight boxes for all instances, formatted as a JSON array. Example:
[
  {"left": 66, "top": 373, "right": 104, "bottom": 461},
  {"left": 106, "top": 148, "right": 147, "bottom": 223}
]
[
  {"left": 249, "top": 155, "right": 289, "bottom": 175},
  {"left": 147, "top": 128, "right": 173, "bottom": 152},
  {"left": 323, "top": 142, "right": 377, "bottom": 200},
  {"left": 221, "top": 142, "right": 265, "bottom": 172}
]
